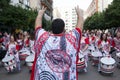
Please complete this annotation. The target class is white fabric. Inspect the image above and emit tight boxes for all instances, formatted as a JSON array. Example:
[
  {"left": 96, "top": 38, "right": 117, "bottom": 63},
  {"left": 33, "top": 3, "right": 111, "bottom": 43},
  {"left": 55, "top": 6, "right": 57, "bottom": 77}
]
[{"left": 34, "top": 28, "right": 80, "bottom": 80}]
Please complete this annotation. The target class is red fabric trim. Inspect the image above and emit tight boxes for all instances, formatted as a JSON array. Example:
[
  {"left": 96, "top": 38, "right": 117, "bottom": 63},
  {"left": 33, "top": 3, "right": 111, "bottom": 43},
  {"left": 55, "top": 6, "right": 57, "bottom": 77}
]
[
  {"left": 26, "top": 39, "right": 29, "bottom": 45},
  {"left": 25, "top": 39, "right": 30, "bottom": 47},
  {"left": 98, "top": 40, "right": 101, "bottom": 46},
  {"left": 35, "top": 26, "right": 42, "bottom": 34},
  {"left": 75, "top": 28, "right": 82, "bottom": 52},
  {"left": 112, "top": 40, "right": 115, "bottom": 47},
  {"left": 76, "top": 54, "right": 79, "bottom": 80},
  {"left": 75, "top": 28, "right": 82, "bottom": 80},
  {"left": 66, "top": 34, "right": 77, "bottom": 50},
  {"left": 0, "top": 38, "right": 4, "bottom": 43},
  {"left": 85, "top": 38, "right": 89, "bottom": 44},
  {"left": 50, "top": 33, "right": 64, "bottom": 36},
  {"left": 92, "top": 36, "right": 95, "bottom": 41},
  {"left": 30, "top": 54, "right": 37, "bottom": 80},
  {"left": 16, "top": 44, "right": 20, "bottom": 51},
  {"left": 75, "top": 28, "right": 81, "bottom": 35},
  {"left": 30, "top": 31, "right": 49, "bottom": 80}
]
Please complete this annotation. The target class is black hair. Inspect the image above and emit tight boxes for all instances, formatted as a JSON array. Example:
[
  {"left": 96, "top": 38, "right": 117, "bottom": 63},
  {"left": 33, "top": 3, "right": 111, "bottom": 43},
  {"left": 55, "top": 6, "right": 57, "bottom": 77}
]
[
  {"left": 51, "top": 18, "right": 65, "bottom": 34},
  {"left": 100, "top": 33, "right": 107, "bottom": 42}
]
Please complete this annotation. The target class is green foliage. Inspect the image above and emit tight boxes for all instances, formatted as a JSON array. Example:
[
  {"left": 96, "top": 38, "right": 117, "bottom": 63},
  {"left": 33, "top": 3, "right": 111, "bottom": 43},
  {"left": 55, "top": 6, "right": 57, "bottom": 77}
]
[
  {"left": 0, "top": 0, "right": 10, "bottom": 8},
  {"left": 84, "top": 0, "right": 120, "bottom": 30},
  {"left": 84, "top": 12, "right": 105, "bottom": 30},
  {"left": 42, "top": 17, "right": 52, "bottom": 31},
  {"left": 104, "top": 0, "right": 120, "bottom": 28},
  {"left": 0, "top": 0, "right": 51, "bottom": 33}
]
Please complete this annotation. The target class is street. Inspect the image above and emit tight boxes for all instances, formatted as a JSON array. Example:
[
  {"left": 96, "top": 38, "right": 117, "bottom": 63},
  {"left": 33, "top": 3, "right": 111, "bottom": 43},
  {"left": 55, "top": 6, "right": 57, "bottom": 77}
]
[
  {"left": 0, "top": 0, "right": 120, "bottom": 80},
  {"left": 0, "top": 60, "right": 120, "bottom": 80},
  {"left": 0, "top": 62, "right": 30, "bottom": 80},
  {"left": 78, "top": 61, "right": 120, "bottom": 80}
]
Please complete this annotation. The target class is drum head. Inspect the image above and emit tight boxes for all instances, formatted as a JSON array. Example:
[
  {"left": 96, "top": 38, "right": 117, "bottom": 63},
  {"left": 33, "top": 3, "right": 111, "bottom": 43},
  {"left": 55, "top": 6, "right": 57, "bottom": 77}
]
[
  {"left": 2, "top": 55, "right": 14, "bottom": 62},
  {"left": 100, "top": 57, "right": 115, "bottom": 65},
  {"left": 25, "top": 55, "right": 35, "bottom": 62},
  {"left": 91, "top": 51, "right": 102, "bottom": 57}
]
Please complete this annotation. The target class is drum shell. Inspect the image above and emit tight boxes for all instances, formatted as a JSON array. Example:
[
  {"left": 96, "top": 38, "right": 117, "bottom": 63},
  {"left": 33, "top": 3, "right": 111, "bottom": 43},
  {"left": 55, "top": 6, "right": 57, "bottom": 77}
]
[
  {"left": 100, "top": 63, "right": 115, "bottom": 73},
  {"left": 100, "top": 57, "right": 115, "bottom": 73},
  {"left": 25, "top": 55, "right": 35, "bottom": 70},
  {"left": 19, "top": 49, "right": 30, "bottom": 60},
  {"left": 77, "top": 54, "right": 86, "bottom": 70},
  {"left": 92, "top": 57, "right": 99, "bottom": 65},
  {"left": 91, "top": 51, "right": 102, "bottom": 65},
  {"left": 19, "top": 54, "right": 29, "bottom": 60},
  {"left": 2, "top": 56, "right": 17, "bottom": 72},
  {"left": 26, "top": 62, "right": 33, "bottom": 70}
]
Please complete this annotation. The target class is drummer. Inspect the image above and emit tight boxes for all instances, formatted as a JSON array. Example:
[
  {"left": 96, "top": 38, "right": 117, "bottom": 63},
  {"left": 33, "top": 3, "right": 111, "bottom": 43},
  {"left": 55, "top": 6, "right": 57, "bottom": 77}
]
[
  {"left": 3, "top": 32, "right": 10, "bottom": 48},
  {"left": 23, "top": 31, "right": 30, "bottom": 48},
  {"left": 112, "top": 29, "right": 120, "bottom": 52},
  {"left": 29, "top": 33, "right": 35, "bottom": 54},
  {"left": 88, "top": 31, "right": 96, "bottom": 50},
  {"left": 94, "top": 30, "right": 101, "bottom": 49},
  {"left": 5, "top": 35, "right": 21, "bottom": 71},
  {"left": 17, "top": 31, "right": 24, "bottom": 51},
  {"left": 97, "top": 33, "right": 111, "bottom": 56},
  {"left": 80, "top": 34, "right": 90, "bottom": 72},
  {"left": 0, "top": 39, "right": 6, "bottom": 61}
]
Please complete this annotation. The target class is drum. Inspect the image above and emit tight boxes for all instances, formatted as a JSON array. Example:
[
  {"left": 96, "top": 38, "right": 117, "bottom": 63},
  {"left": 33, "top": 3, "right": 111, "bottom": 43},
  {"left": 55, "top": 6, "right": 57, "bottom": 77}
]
[
  {"left": 77, "top": 53, "right": 86, "bottom": 72},
  {"left": 2, "top": 55, "right": 16, "bottom": 72},
  {"left": 25, "top": 54, "right": 35, "bottom": 70},
  {"left": 19, "top": 49, "right": 30, "bottom": 60},
  {"left": 91, "top": 51, "right": 102, "bottom": 66},
  {"left": 99, "top": 56, "right": 115, "bottom": 74},
  {"left": 116, "top": 52, "right": 120, "bottom": 67},
  {"left": 88, "top": 46, "right": 95, "bottom": 59},
  {"left": 88, "top": 45, "right": 95, "bottom": 52}
]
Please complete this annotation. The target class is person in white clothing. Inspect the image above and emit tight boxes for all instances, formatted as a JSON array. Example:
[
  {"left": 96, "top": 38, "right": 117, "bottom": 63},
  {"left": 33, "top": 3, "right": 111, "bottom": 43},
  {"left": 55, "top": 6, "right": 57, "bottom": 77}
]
[
  {"left": 31, "top": 6, "right": 82, "bottom": 80},
  {"left": 5, "top": 35, "right": 21, "bottom": 71}
]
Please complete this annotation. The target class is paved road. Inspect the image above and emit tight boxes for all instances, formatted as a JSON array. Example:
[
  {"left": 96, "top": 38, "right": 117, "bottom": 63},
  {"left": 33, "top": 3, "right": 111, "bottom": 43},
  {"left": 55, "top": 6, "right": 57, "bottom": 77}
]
[
  {"left": 0, "top": 62, "right": 30, "bottom": 80},
  {"left": 78, "top": 61, "right": 120, "bottom": 80},
  {"left": 0, "top": 61, "right": 120, "bottom": 80}
]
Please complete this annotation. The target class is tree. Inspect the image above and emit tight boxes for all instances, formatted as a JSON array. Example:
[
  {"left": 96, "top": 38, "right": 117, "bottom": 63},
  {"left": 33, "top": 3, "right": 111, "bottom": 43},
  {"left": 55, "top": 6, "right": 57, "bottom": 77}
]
[
  {"left": 84, "top": 12, "right": 105, "bottom": 30},
  {"left": 84, "top": 0, "right": 120, "bottom": 30},
  {"left": 0, "top": 0, "right": 51, "bottom": 33},
  {"left": 104, "top": 0, "right": 120, "bottom": 28}
]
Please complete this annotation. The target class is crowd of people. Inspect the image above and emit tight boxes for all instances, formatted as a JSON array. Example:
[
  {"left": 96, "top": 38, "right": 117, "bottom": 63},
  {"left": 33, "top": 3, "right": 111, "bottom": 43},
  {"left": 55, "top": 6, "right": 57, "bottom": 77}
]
[
  {"left": 0, "top": 31, "right": 35, "bottom": 72},
  {"left": 79, "top": 28, "right": 120, "bottom": 72},
  {"left": 0, "top": 27, "right": 120, "bottom": 78},
  {"left": 81, "top": 28, "right": 120, "bottom": 54},
  {"left": 0, "top": 6, "right": 120, "bottom": 80}
]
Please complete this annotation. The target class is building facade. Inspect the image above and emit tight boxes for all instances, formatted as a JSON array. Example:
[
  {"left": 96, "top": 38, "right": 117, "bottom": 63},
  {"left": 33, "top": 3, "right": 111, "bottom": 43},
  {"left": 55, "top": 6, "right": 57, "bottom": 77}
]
[
  {"left": 85, "top": 0, "right": 113, "bottom": 19},
  {"left": 40, "top": 0, "right": 53, "bottom": 20},
  {"left": 98, "top": 0, "right": 113, "bottom": 12},
  {"left": 53, "top": 7, "right": 61, "bottom": 19},
  {"left": 10, "top": 0, "right": 30, "bottom": 9},
  {"left": 61, "top": 7, "right": 83, "bottom": 31},
  {"left": 10, "top": 0, "right": 53, "bottom": 21}
]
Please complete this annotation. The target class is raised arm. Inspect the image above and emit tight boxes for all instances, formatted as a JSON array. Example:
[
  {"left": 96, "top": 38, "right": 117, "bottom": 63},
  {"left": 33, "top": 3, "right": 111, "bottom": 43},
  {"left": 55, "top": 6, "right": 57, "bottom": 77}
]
[
  {"left": 35, "top": 6, "right": 46, "bottom": 30},
  {"left": 75, "top": 6, "right": 83, "bottom": 30}
]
